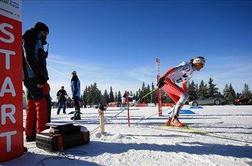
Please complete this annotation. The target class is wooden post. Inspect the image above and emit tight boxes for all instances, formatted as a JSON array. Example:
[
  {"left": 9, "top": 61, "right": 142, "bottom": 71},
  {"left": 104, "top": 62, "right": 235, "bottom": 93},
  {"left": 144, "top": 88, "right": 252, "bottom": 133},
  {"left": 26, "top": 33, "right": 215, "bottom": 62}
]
[
  {"left": 99, "top": 109, "right": 105, "bottom": 134},
  {"left": 98, "top": 104, "right": 106, "bottom": 134},
  {"left": 126, "top": 91, "right": 130, "bottom": 127}
]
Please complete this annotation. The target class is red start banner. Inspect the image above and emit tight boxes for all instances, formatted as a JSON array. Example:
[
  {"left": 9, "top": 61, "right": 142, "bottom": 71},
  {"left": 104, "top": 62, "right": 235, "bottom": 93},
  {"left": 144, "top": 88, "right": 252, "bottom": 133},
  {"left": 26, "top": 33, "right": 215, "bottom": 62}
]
[{"left": 0, "top": 0, "right": 23, "bottom": 163}]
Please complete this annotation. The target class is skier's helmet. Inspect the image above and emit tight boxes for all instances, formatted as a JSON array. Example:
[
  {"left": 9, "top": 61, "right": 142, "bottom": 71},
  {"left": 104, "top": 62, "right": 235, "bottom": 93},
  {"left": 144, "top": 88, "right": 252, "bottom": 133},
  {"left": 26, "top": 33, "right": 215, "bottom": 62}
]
[
  {"left": 34, "top": 22, "right": 49, "bottom": 34},
  {"left": 192, "top": 56, "right": 205, "bottom": 65}
]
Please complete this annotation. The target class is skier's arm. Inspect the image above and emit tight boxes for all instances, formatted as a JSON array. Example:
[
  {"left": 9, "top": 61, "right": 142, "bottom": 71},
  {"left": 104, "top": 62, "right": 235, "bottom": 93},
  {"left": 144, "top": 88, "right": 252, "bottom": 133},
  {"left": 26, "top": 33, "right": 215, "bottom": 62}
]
[
  {"left": 157, "top": 67, "right": 176, "bottom": 88},
  {"left": 162, "top": 67, "right": 176, "bottom": 79},
  {"left": 182, "top": 81, "right": 187, "bottom": 91}
]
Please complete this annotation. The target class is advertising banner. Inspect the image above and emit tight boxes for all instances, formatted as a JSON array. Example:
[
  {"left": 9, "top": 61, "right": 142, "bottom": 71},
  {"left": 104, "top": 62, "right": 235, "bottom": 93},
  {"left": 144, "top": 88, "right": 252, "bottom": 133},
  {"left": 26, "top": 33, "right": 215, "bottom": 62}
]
[{"left": 0, "top": 0, "right": 23, "bottom": 162}]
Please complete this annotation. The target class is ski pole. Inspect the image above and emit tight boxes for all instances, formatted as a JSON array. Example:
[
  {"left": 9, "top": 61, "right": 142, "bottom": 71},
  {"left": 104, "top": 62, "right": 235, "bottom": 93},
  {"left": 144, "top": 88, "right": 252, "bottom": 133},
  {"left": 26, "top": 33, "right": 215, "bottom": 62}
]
[{"left": 136, "top": 88, "right": 158, "bottom": 104}]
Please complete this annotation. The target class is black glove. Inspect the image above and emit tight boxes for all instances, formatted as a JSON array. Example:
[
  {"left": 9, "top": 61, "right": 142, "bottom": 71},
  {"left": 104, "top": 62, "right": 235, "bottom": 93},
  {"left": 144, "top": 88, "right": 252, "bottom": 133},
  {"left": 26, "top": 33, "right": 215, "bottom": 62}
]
[
  {"left": 38, "top": 75, "right": 47, "bottom": 85},
  {"left": 157, "top": 77, "right": 165, "bottom": 88}
]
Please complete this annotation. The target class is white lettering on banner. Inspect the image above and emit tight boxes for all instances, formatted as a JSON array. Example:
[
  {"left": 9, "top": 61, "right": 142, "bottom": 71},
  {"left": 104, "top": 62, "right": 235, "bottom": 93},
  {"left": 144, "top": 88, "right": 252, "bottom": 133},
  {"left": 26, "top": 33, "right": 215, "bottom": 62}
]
[
  {"left": 0, "top": 49, "right": 16, "bottom": 70},
  {"left": 1, "top": 104, "right": 16, "bottom": 125},
  {"left": 0, "top": 23, "right": 14, "bottom": 43},
  {"left": 0, "top": 77, "right": 16, "bottom": 97},
  {"left": 0, "top": 131, "right": 17, "bottom": 152}
]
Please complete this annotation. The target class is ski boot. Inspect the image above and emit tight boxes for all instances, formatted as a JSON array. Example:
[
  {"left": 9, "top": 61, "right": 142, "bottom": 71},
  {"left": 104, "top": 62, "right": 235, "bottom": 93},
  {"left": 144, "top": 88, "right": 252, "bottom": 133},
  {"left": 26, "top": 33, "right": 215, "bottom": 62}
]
[
  {"left": 170, "top": 118, "right": 184, "bottom": 127},
  {"left": 165, "top": 117, "right": 172, "bottom": 126}
]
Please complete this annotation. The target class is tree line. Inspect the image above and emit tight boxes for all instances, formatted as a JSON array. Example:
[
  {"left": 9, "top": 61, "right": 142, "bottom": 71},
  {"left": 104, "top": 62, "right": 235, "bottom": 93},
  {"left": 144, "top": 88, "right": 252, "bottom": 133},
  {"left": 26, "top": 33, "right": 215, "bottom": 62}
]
[{"left": 81, "top": 78, "right": 252, "bottom": 106}]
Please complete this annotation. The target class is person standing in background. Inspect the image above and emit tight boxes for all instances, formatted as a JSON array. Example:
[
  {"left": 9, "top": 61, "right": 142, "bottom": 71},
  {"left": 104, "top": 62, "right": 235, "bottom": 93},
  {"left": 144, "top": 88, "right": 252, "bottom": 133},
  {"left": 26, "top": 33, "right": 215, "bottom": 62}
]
[
  {"left": 56, "top": 86, "right": 68, "bottom": 114},
  {"left": 22, "top": 22, "right": 51, "bottom": 141},
  {"left": 70, "top": 71, "right": 81, "bottom": 120}
]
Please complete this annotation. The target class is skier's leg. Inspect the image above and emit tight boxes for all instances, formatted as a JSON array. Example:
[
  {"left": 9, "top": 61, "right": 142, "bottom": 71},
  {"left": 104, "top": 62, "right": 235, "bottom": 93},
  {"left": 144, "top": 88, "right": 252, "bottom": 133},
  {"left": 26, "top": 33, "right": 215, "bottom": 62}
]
[
  {"left": 162, "top": 79, "right": 188, "bottom": 126},
  {"left": 173, "top": 93, "right": 189, "bottom": 118},
  {"left": 166, "top": 93, "right": 179, "bottom": 117}
]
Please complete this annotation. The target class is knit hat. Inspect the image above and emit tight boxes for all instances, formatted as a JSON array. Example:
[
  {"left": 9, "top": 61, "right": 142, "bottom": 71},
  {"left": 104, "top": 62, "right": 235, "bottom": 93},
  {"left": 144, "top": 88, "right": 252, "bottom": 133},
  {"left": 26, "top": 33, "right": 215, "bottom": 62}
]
[{"left": 34, "top": 22, "right": 49, "bottom": 34}]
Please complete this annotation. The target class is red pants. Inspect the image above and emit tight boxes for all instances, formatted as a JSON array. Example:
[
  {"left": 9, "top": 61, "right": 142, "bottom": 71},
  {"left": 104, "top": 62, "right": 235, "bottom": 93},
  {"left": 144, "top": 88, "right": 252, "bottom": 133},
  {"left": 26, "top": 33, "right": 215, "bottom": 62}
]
[
  {"left": 25, "top": 83, "right": 50, "bottom": 137},
  {"left": 162, "top": 79, "right": 186, "bottom": 103}
]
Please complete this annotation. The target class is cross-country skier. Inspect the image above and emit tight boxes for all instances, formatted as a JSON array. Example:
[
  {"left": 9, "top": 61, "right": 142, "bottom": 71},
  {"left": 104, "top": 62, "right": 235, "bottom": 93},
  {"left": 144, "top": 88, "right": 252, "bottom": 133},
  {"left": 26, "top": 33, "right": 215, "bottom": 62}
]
[{"left": 157, "top": 56, "right": 205, "bottom": 127}]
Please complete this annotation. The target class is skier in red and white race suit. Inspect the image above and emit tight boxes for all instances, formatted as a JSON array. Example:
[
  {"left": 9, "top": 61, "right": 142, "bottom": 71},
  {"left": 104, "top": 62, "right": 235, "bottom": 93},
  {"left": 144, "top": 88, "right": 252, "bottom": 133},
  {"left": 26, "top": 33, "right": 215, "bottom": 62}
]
[{"left": 157, "top": 56, "right": 205, "bottom": 127}]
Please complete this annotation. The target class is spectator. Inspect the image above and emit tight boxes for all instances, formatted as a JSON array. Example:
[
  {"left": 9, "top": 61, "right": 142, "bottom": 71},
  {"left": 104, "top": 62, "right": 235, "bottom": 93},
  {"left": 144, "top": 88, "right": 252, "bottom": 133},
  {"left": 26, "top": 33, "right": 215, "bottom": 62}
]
[
  {"left": 22, "top": 22, "right": 51, "bottom": 141},
  {"left": 56, "top": 86, "right": 68, "bottom": 114},
  {"left": 70, "top": 71, "right": 81, "bottom": 120}
]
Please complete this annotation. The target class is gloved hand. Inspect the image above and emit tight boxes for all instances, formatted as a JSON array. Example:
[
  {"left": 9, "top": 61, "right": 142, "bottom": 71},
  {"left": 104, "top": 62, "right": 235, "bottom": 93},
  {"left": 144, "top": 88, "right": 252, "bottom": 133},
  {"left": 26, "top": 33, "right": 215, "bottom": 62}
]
[
  {"left": 157, "top": 76, "right": 165, "bottom": 88},
  {"left": 38, "top": 75, "right": 47, "bottom": 85},
  {"left": 38, "top": 48, "right": 47, "bottom": 59}
]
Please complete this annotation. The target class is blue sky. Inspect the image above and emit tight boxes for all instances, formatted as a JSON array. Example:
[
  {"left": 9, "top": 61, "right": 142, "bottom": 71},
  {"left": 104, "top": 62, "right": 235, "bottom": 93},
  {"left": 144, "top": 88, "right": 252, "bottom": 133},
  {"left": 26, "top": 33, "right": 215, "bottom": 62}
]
[{"left": 22, "top": 0, "right": 252, "bottom": 99}]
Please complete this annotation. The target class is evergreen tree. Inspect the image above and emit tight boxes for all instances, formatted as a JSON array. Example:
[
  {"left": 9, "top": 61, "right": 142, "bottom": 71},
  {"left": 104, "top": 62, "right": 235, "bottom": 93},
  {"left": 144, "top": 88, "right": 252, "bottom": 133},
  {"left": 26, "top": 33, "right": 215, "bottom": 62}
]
[
  {"left": 242, "top": 83, "right": 252, "bottom": 98},
  {"left": 198, "top": 80, "right": 207, "bottom": 98},
  {"left": 207, "top": 77, "right": 219, "bottom": 97},
  {"left": 135, "top": 91, "right": 139, "bottom": 101},
  {"left": 146, "top": 84, "right": 151, "bottom": 103},
  {"left": 118, "top": 91, "right": 122, "bottom": 103},
  {"left": 82, "top": 86, "right": 88, "bottom": 107},
  {"left": 109, "top": 86, "right": 114, "bottom": 102},
  {"left": 223, "top": 84, "right": 229, "bottom": 100},
  {"left": 92, "top": 83, "right": 102, "bottom": 105},
  {"left": 84, "top": 83, "right": 103, "bottom": 105},
  {"left": 114, "top": 92, "right": 118, "bottom": 102},
  {"left": 86, "top": 86, "right": 92, "bottom": 105},
  {"left": 138, "top": 82, "right": 146, "bottom": 103},
  {"left": 224, "top": 83, "right": 236, "bottom": 104},
  {"left": 236, "top": 92, "right": 241, "bottom": 98},
  {"left": 188, "top": 81, "right": 198, "bottom": 100},
  {"left": 103, "top": 89, "right": 109, "bottom": 104},
  {"left": 229, "top": 84, "right": 236, "bottom": 100},
  {"left": 151, "top": 82, "right": 156, "bottom": 103}
]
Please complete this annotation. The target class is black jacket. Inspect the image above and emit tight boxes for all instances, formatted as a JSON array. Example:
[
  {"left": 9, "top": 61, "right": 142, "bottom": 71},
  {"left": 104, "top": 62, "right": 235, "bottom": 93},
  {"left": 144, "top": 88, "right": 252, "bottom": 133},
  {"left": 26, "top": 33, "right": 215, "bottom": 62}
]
[
  {"left": 57, "top": 89, "right": 67, "bottom": 102},
  {"left": 22, "top": 28, "right": 49, "bottom": 84}
]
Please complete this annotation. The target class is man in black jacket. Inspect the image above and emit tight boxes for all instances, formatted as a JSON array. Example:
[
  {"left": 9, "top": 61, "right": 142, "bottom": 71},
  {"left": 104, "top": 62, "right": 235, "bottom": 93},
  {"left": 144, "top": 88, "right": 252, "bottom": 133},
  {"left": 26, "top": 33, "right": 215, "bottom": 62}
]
[
  {"left": 57, "top": 86, "right": 68, "bottom": 114},
  {"left": 23, "top": 22, "right": 51, "bottom": 141}
]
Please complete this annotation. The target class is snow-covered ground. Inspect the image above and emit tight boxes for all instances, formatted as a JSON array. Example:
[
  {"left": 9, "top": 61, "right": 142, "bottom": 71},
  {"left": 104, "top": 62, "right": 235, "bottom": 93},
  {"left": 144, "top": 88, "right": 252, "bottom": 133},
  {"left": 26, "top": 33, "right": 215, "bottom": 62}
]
[{"left": 2, "top": 105, "right": 252, "bottom": 166}]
